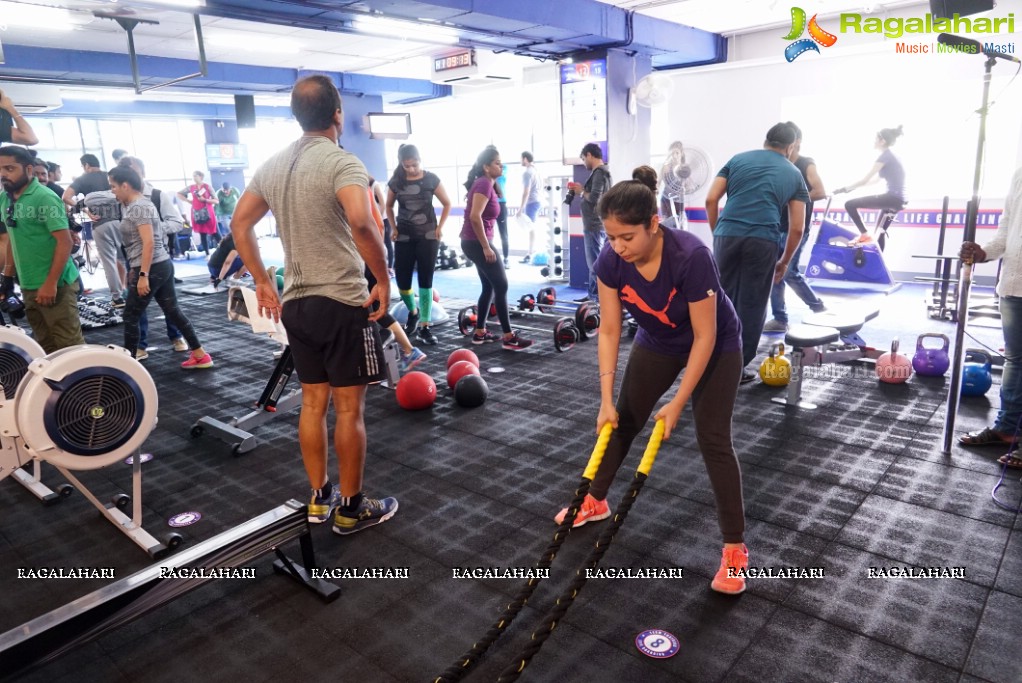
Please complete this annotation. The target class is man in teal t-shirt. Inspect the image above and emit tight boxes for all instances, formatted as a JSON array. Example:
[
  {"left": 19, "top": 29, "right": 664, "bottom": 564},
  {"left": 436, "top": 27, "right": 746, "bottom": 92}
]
[
  {"left": 705, "top": 123, "right": 809, "bottom": 382},
  {"left": 0, "top": 145, "right": 84, "bottom": 352}
]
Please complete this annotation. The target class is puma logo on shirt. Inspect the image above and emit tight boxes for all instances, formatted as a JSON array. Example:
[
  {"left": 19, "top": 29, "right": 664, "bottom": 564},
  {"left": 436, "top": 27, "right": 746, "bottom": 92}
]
[{"left": 620, "top": 285, "right": 678, "bottom": 328}]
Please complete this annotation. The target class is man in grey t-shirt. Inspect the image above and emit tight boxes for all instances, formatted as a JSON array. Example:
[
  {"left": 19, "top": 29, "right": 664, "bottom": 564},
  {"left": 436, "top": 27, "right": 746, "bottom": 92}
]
[
  {"left": 231, "top": 74, "right": 397, "bottom": 536},
  {"left": 567, "top": 143, "right": 611, "bottom": 303}
]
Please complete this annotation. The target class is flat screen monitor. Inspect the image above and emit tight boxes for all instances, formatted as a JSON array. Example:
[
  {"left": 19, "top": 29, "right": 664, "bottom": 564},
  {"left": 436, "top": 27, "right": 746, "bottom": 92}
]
[
  {"left": 367, "top": 112, "right": 411, "bottom": 140},
  {"left": 205, "top": 143, "right": 249, "bottom": 170}
]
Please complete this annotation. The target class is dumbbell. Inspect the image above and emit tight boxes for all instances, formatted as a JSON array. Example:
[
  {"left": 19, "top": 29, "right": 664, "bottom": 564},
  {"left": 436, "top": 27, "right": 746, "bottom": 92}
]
[
  {"left": 518, "top": 292, "right": 600, "bottom": 341},
  {"left": 456, "top": 305, "right": 580, "bottom": 352}
]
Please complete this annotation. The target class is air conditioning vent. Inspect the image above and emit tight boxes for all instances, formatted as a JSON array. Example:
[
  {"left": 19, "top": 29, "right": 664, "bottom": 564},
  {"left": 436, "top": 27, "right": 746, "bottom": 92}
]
[{"left": 0, "top": 82, "right": 63, "bottom": 113}]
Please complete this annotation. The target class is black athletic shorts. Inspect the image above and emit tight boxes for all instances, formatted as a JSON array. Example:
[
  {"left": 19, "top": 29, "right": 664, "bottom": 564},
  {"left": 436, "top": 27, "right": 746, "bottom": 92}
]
[{"left": 281, "top": 295, "right": 384, "bottom": 387}]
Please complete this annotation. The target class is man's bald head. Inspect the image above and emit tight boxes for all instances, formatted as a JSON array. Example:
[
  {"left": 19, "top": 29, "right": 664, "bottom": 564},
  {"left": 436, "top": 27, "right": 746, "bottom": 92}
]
[{"left": 291, "top": 75, "right": 342, "bottom": 132}]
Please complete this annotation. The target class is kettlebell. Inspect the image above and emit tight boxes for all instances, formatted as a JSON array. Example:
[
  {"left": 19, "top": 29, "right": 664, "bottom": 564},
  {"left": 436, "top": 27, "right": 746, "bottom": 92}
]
[
  {"left": 961, "top": 349, "right": 993, "bottom": 397},
  {"left": 912, "top": 333, "right": 951, "bottom": 377},
  {"left": 759, "top": 343, "right": 792, "bottom": 386},
  {"left": 876, "top": 338, "right": 912, "bottom": 384}
]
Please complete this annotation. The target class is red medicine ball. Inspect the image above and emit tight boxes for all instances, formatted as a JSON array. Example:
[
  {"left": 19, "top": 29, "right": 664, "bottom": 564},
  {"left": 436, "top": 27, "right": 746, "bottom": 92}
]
[
  {"left": 447, "top": 360, "right": 481, "bottom": 390},
  {"left": 447, "top": 348, "right": 480, "bottom": 370},
  {"left": 396, "top": 371, "right": 437, "bottom": 410}
]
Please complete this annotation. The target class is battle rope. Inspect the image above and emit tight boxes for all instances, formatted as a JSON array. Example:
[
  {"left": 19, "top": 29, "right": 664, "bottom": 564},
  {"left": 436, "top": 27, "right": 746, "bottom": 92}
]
[
  {"left": 497, "top": 419, "right": 666, "bottom": 682},
  {"left": 432, "top": 423, "right": 614, "bottom": 683}
]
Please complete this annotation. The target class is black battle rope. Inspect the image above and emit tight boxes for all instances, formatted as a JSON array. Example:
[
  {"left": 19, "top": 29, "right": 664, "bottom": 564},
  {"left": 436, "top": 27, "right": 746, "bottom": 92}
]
[
  {"left": 432, "top": 424, "right": 614, "bottom": 683},
  {"left": 497, "top": 420, "right": 666, "bottom": 682}
]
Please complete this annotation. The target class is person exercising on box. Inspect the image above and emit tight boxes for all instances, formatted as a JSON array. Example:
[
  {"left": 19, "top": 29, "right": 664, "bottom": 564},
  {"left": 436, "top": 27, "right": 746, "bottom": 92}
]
[{"left": 552, "top": 170, "right": 749, "bottom": 594}]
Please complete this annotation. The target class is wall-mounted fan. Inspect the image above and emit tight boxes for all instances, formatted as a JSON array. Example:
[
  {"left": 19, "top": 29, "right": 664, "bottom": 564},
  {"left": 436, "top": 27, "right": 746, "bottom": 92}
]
[
  {"left": 0, "top": 336, "right": 176, "bottom": 558},
  {"left": 631, "top": 72, "right": 675, "bottom": 109},
  {"left": 658, "top": 142, "right": 714, "bottom": 228}
]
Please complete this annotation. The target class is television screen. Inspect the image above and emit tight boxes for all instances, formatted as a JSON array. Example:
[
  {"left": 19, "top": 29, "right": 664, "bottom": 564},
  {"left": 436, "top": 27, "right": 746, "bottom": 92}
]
[
  {"left": 367, "top": 112, "right": 411, "bottom": 140},
  {"left": 205, "top": 143, "right": 249, "bottom": 169}
]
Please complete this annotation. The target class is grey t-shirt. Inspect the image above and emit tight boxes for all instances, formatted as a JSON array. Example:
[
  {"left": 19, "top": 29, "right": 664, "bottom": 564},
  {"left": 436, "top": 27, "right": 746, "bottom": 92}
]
[
  {"left": 523, "top": 166, "right": 541, "bottom": 204},
  {"left": 247, "top": 136, "right": 369, "bottom": 306},
  {"left": 119, "top": 196, "right": 169, "bottom": 268}
]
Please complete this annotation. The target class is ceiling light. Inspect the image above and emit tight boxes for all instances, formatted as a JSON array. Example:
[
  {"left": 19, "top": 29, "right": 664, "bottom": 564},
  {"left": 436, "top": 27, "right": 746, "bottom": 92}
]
[
  {"left": 145, "top": 0, "right": 206, "bottom": 7},
  {"left": 352, "top": 16, "right": 459, "bottom": 45},
  {"left": 0, "top": 1, "right": 77, "bottom": 30}
]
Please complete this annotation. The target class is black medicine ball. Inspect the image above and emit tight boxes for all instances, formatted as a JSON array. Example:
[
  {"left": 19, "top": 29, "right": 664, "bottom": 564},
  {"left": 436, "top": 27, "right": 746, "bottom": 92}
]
[{"left": 454, "top": 374, "right": 488, "bottom": 408}]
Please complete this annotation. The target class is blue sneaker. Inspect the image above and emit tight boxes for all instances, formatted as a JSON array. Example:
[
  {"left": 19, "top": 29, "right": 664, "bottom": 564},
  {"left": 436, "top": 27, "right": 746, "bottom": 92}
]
[
  {"left": 333, "top": 495, "right": 399, "bottom": 535},
  {"left": 400, "top": 347, "right": 426, "bottom": 373},
  {"left": 308, "top": 487, "right": 340, "bottom": 524}
]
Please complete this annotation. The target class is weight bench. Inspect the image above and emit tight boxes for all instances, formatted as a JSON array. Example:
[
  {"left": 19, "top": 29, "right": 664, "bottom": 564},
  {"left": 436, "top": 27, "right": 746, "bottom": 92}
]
[{"left": 772, "top": 308, "right": 882, "bottom": 409}]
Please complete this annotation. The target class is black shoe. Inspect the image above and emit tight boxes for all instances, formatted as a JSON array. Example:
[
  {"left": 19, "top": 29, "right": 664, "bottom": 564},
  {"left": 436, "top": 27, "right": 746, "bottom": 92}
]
[
  {"left": 404, "top": 309, "right": 420, "bottom": 336},
  {"left": 520, "top": 255, "right": 531, "bottom": 264},
  {"left": 573, "top": 296, "right": 591, "bottom": 304},
  {"left": 740, "top": 370, "right": 757, "bottom": 385},
  {"left": 417, "top": 326, "right": 438, "bottom": 346},
  {"left": 174, "top": 277, "right": 183, "bottom": 284}
]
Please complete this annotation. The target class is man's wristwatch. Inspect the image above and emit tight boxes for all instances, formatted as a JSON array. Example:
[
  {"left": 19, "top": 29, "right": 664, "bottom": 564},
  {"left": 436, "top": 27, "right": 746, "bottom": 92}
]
[{"left": 138, "top": 271, "right": 148, "bottom": 277}]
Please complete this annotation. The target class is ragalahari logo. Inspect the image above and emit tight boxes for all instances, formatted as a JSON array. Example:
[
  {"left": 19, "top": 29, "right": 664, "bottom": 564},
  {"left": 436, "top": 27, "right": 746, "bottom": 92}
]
[{"left": 783, "top": 7, "right": 838, "bottom": 62}]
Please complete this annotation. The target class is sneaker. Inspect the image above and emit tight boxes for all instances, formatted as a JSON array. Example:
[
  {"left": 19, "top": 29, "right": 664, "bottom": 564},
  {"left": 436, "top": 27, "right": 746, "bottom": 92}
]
[
  {"left": 181, "top": 352, "right": 214, "bottom": 370},
  {"left": 502, "top": 330, "right": 533, "bottom": 351},
  {"left": 308, "top": 487, "right": 340, "bottom": 524},
  {"left": 740, "top": 370, "right": 757, "bottom": 385},
  {"left": 400, "top": 347, "right": 427, "bottom": 373},
  {"left": 520, "top": 254, "right": 531, "bottom": 264},
  {"left": 111, "top": 298, "right": 125, "bottom": 309},
  {"left": 504, "top": 258, "right": 510, "bottom": 270},
  {"left": 333, "top": 495, "right": 399, "bottom": 535},
  {"left": 553, "top": 493, "right": 610, "bottom": 528},
  {"left": 417, "top": 326, "right": 438, "bottom": 346},
  {"left": 573, "top": 296, "right": 591, "bottom": 304},
  {"left": 171, "top": 337, "right": 189, "bottom": 352},
  {"left": 404, "top": 309, "right": 420, "bottom": 336},
  {"left": 472, "top": 330, "right": 499, "bottom": 345},
  {"left": 848, "top": 234, "right": 873, "bottom": 246},
  {"left": 762, "top": 319, "right": 788, "bottom": 333},
  {"left": 711, "top": 544, "right": 749, "bottom": 595},
  {"left": 134, "top": 348, "right": 149, "bottom": 361}
]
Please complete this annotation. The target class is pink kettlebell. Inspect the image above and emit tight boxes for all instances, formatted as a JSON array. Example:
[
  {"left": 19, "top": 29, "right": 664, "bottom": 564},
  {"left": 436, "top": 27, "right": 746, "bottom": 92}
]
[{"left": 876, "top": 338, "right": 912, "bottom": 384}]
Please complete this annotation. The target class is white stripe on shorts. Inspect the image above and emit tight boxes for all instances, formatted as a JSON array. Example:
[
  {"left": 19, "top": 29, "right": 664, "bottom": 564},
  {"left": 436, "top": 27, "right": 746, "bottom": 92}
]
[{"left": 363, "top": 327, "right": 379, "bottom": 376}]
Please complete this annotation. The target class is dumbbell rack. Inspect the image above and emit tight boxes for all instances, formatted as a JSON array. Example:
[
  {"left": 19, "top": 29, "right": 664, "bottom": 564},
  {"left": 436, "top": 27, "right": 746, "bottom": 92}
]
[{"left": 542, "top": 176, "right": 570, "bottom": 282}]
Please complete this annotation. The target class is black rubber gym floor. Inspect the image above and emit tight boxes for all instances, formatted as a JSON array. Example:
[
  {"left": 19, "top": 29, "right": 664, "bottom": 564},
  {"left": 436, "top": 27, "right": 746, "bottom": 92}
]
[{"left": 1, "top": 272, "right": 1021, "bottom": 683}]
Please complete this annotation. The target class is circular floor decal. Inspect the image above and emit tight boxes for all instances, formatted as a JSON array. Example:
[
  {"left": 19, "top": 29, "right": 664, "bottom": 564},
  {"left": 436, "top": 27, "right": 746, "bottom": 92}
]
[
  {"left": 124, "top": 453, "right": 154, "bottom": 465},
  {"left": 487, "top": 367, "right": 506, "bottom": 374},
  {"left": 635, "top": 629, "right": 680, "bottom": 659},
  {"left": 168, "top": 511, "right": 202, "bottom": 528}
]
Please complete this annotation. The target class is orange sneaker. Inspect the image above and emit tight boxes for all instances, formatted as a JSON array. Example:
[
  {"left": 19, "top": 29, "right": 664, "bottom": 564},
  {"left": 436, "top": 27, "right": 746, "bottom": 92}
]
[
  {"left": 711, "top": 544, "right": 749, "bottom": 595},
  {"left": 848, "top": 233, "right": 873, "bottom": 246},
  {"left": 553, "top": 493, "right": 610, "bottom": 528}
]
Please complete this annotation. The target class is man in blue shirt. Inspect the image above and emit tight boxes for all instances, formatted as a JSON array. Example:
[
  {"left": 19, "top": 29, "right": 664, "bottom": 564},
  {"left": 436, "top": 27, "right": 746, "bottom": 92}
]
[{"left": 706, "top": 123, "right": 809, "bottom": 383}]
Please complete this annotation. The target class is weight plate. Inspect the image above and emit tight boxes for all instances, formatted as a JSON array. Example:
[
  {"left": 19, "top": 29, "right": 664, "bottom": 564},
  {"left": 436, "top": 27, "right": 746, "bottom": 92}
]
[
  {"left": 553, "top": 318, "right": 578, "bottom": 352},
  {"left": 457, "top": 306, "right": 477, "bottom": 336}
]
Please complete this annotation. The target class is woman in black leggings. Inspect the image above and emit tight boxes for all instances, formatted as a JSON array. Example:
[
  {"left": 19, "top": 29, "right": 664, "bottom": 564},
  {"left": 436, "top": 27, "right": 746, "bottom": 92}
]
[
  {"left": 834, "top": 125, "right": 906, "bottom": 249},
  {"left": 552, "top": 170, "right": 749, "bottom": 594},
  {"left": 459, "top": 147, "right": 532, "bottom": 351},
  {"left": 386, "top": 144, "right": 451, "bottom": 346}
]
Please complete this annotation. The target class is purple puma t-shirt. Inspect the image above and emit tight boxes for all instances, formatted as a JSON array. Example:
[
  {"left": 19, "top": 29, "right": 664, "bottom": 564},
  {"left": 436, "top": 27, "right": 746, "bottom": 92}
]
[
  {"left": 594, "top": 228, "right": 742, "bottom": 356},
  {"left": 460, "top": 177, "right": 500, "bottom": 241}
]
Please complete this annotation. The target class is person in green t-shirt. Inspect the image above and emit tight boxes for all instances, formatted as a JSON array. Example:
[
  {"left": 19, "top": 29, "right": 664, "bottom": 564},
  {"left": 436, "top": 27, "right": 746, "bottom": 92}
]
[
  {"left": 216, "top": 181, "right": 241, "bottom": 238},
  {"left": 0, "top": 145, "right": 84, "bottom": 352}
]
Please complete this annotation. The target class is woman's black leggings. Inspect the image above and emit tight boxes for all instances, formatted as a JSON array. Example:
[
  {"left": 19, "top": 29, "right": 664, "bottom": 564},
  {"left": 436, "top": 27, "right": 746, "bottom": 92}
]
[
  {"left": 122, "top": 259, "right": 202, "bottom": 355},
  {"left": 461, "top": 239, "right": 511, "bottom": 334},
  {"left": 393, "top": 235, "right": 440, "bottom": 290},
  {"left": 845, "top": 193, "right": 905, "bottom": 235},
  {"left": 590, "top": 344, "right": 746, "bottom": 543},
  {"left": 383, "top": 219, "right": 394, "bottom": 268}
]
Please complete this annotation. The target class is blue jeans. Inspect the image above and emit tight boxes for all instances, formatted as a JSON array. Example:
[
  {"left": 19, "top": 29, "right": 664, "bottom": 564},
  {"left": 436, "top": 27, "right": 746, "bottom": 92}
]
[
  {"left": 583, "top": 229, "right": 604, "bottom": 301},
  {"left": 770, "top": 231, "right": 825, "bottom": 323},
  {"left": 996, "top": 295, "right": 1022, "bottom": 435},
  {"left": 217, "top": 214, "right": 232, "bottom": 237},
  {"left": 126, "top": 261, "right": 195, "bottom": 354}
]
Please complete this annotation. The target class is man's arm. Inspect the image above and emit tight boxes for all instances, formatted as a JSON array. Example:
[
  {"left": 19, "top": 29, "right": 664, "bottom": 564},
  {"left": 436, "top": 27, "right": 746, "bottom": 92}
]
[
  {"left": 338, "top": 184, "right": 389, "bottom": 320},
  {"left": 805, "top": 163, "right": 827, "bottom": 202},
  {"left": 0, "top": 90, "right": 39, "bottom": 146},
  {"left": 160, "top": 189, "right": 184, "bottom": 234},
  {"left": 61, "top": 184, "right": 78, "bottom": 208},
  {"left": 230, "top": 190, "right": 277, "bottom": 319},
  {"left": 776, "top": 200, "right": 806, "bottom": 283},
  {"left": 704, "top": 177, "right": 728, "bottom": 232},
  {"left": 585, "top": 167, "right": 611, "bottom": 205}
]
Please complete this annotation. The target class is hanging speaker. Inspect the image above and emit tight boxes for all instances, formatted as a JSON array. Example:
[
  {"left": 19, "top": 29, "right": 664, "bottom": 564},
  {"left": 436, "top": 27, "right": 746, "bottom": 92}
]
[
  {"left": 234, "top": 94, "right": 256, "bottom": 128},
  {"left": 929, "top": 0, "right": 994, "bottom": 19}
]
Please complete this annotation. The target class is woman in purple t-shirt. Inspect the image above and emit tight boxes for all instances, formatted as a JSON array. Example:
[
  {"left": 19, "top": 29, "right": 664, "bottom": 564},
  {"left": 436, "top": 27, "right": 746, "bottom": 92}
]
[
  {"left": 459, "top": 146, "right": 532, "bottom": 351},
  {"left": 552, "top": 173, "right": 750, "bottom": 595}
]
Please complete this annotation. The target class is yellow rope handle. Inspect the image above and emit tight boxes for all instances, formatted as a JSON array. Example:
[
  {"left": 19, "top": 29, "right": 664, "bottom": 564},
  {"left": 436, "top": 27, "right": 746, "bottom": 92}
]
[
  {"left": 581, "top": 423, "right": 613, "bottom": 481},
  {"left": 637, "top": 419, "right": 665, "bottom": 476}
]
